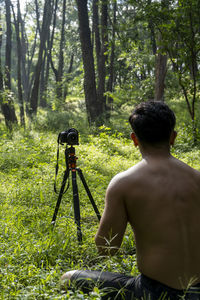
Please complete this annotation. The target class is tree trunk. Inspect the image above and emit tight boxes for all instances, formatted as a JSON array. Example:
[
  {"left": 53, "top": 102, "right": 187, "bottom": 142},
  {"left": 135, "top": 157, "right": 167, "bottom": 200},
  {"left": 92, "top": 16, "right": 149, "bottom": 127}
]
[
  {"left": 154, "top": 0, "right": 169, "bottom": 102},
  {"left": 56, "top": 0, "right": 66, "bottom": 100},
  {"left": 63, "top": 53, "right": 74, "bottom": 99},
  {"left": 76, "top": 0, "right": 99, "bottom": 125},
  {"left": 154, "top": 50, "right": 167, "bottom": 101},
  {"left": 93, "top": 0, "right": 101, "bottom": 75},
  {"left": 0, "top": 10, "right": 3, "bottom": 91},
  {"left": 11, "top": 0, "right": 25, "bottom": 127},
  {"left": 93, "top": 0, "right": 108, "bottom": 118},
  {"left": 29, "top": 0, "right": 53, "bottom": 116},
  {"left": 49, "top": 0, "right": 63, "bottom": 100},
  {"left": 19, "top": 2, "right": 30, "bottom": 105},
  {"left": 50, "top": 0, "right": 66, "bottom": 101},
  {"left": 41, "top": 0, "right": 58, "bottom": 107},
  {"left": 5, "top": 0, "right": 12, "bottom": 90},
  {"left": 148, "top": 0, "right": 157, "bottom": 55},
  {"left": 1, "top": 0, "right": 18, "bottom": 129},
  {"left": 39, "top": 49, "right": 47, "bottom": 107},
  {"left": 97, "top": 1, "right": 108, "bottom": 115},
  {"left": 106, "top": 1, "right": 117, "bottom": 117}
]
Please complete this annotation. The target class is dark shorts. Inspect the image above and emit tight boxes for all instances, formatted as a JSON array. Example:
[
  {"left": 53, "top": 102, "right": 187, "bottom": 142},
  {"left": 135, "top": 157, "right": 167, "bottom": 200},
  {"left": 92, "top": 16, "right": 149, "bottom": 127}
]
[{"left": 71, "top": 270, "right": 200, "bottom": 300}]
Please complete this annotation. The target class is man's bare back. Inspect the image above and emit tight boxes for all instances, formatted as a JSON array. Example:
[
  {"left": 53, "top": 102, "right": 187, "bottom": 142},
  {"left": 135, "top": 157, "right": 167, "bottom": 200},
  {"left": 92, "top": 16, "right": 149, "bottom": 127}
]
[
  {"left": 95, "top": 119, "right": 200, "bottom": 291},
  {"left": 107, "top": 154, "right": 200, "bottom": 289},
  {"left": 62, "top": 101, "right": 200, "bottom": 299}
]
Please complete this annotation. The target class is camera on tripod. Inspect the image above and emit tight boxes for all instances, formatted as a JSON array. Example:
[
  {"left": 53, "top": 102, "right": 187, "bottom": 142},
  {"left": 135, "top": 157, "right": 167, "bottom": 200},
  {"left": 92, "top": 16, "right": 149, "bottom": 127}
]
[
  {"left": 58, "top": 128, "right": 79, "bottom": 145},
  {"left": 52, "top": 127, "right": 101, "bottom": 242}
]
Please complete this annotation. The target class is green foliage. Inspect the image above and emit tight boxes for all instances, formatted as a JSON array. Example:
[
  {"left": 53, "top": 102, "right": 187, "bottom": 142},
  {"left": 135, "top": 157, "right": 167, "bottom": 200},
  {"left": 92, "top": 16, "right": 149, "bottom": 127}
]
[
  {"left": 0, "top": 89, "right": 15, "bottom": 105},
  {"left": 1, "top": 98, "right": 200, "bottom": 298},
  {"left": 112, "top": 13, "right": 156, "bottom": 103},
  {"left": 34, "top": 99, "right": 88, "bottom": 133},
  {"left": 1, "top": 0, "right": 200, "bottom": 295},
  {"left": 0, "top": 123, "right": 140, "bottom": 298}
]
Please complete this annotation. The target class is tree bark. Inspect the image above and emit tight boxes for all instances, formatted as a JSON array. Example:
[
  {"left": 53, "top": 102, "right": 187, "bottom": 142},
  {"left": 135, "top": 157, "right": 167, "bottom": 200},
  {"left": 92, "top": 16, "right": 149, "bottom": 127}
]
[
  {"left": 18, "top": 3, "right": 29, "bottom": 105},
  {"left": 93, "top": 0, "right": 101, "bottom": 75},
  {"left": 154, "top": 50, "right": 167, "bottom": 101},
  {"left": 49, "top": 0, "right": 66, "bottom": 101},
  {"left": 56, "top": 0, "right": 66, "bottom": 100},
  {"left": 106, "top": 1, "right": 117, "bottom": 117},
  {"left": 0, "top": 9, "right": 3, "bottom": 91},
  {"left": 1, "top": 0, "right": 18, "bottom": 129},
  {"left": 93, "top": 0, "right": 108, "bottom": 117},
  {"left": 5, "top": 0, "right": 12, "bottom": 90},
  {"left": 41, "top": 0, "right": 58, "bottom": 107},
  {"left": 29, "top": 0, "right": 53, "bottom": 116},
  {"left": 63, "top": 53, "right": 74, "bottom": 99},
  {"left": 11, "top": 0, "right": 25, "bottom": 127},
  {"left": 148, "top": 0, "right": 157, "bottom": 55},
  {"left": 39, "top": 49, "right": 47, "bottom": 107},
  {"left": 97, "top": 1, "right": 108, "bottom": 115},
  {"left": 154, "top": 0, "right": 169, "bottom": 102},
  {"left": 76, "top": 0, "right": 99, "bottom": 125}
]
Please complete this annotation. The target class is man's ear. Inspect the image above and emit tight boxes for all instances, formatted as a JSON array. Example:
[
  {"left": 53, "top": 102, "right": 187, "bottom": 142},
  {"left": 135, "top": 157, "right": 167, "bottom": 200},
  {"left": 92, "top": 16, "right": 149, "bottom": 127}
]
[
  {"left": 131, "top": 132, "right": 139, "bottom": 147},
  {"left": 170, "top": 130, "right": 177, "bottom": 146}
]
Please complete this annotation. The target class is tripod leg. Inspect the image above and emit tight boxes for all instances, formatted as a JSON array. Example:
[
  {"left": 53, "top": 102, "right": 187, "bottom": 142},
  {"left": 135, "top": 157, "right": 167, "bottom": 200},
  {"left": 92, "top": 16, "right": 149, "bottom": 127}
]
[
  {"left": 77, "top": 168, "right": 101, "bottom": 221},
  {"left": 52, "top": 170, "right": 69, "bottom": 226},
  {"left": 71, "top": 170, "right": 82, "bottom": 243}
]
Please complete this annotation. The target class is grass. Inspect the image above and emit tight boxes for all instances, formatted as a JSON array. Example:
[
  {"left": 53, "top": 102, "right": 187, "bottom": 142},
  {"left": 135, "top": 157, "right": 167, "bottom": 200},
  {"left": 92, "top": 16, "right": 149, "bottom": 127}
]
[
  {"left": 0, "top": 125, "right": 140, "bottom": 299},
  {"left": 0, "top": 99, "right": 200, "bottom": 299}
]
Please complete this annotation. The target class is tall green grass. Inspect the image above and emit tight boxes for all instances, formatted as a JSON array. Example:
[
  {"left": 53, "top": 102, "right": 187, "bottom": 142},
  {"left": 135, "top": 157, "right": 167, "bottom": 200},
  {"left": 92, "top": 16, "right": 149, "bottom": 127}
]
[
  {"left": 0, "top": 99, "right": 200, "bottom": 299},
  {"left": 0, "top": 125, "right": 139, "bottom": 299}
]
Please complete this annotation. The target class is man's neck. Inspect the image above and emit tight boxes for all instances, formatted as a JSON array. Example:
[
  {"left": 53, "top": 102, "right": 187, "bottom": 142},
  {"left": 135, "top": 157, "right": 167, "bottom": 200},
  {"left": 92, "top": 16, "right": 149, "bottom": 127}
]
[{"left": 139, "top": 144, "right": 172, "bottom": 161}]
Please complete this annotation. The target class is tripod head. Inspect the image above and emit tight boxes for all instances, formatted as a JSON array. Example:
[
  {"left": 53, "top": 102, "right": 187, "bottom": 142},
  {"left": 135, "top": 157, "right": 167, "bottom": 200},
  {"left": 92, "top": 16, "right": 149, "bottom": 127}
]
[{"left": 67, "top": 146, "right": 78, "bottom": 170}]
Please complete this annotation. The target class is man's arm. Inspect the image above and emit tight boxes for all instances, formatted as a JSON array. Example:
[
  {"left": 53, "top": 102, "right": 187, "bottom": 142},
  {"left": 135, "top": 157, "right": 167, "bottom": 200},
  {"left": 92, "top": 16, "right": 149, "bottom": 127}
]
[{"left": 95, "top": 175, "right": 128, "bottom": 256}]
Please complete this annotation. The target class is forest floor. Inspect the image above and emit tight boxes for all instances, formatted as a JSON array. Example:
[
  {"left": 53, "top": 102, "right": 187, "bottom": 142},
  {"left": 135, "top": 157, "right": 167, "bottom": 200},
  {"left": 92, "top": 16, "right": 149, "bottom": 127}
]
[{"left": 0, "top": 103, "right": 200, "bottom": 299}]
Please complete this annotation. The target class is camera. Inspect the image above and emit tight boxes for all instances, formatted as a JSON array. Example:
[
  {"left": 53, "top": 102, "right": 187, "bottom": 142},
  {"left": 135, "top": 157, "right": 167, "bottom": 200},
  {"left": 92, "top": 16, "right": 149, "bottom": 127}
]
[{"left": 58, "top": 128, "right": 79, "bottom": 145}]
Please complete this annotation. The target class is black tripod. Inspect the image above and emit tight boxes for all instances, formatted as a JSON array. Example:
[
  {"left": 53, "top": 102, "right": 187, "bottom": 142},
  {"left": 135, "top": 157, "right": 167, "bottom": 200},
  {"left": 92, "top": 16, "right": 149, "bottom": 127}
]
[{"left": 51, "top": 145, "right": 101, "bottom": 243}]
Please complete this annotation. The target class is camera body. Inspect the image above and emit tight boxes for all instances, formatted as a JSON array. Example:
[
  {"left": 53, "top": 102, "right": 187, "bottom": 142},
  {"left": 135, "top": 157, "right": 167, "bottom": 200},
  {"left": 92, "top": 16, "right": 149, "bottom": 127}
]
[{"left": 58, "top": 128, "right": 79, "bottom": 145}]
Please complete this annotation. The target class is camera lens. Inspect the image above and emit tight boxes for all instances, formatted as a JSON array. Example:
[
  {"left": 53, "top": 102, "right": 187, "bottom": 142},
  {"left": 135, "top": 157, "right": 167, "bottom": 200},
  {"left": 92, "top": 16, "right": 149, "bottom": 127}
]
[
  {"left": 68, "top": 132, "right": 77, "bottom": 143},
  {"left": 58, "top": 128, "right": 79, "bottom": 145}
]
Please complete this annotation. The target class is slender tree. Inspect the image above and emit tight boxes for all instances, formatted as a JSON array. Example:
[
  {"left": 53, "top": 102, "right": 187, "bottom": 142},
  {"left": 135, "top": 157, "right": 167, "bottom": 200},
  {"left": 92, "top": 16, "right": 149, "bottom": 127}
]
[
  {"left": 154, "top": 33, "right": 168, "bottom": 101},
  {"left": 98, "top": 0, "right": 108, "bottom": 114},
  {"left": 106, "top": 0, "right": 117, "bottom": 117},
  {"left": 93, "top": 0, "right": 101, "bottom": 77},
  {"left": 93, "top": 0, "right": 108, "bottom": 118},
  {"left": 0, "top": 8, "right": 3, "bottom": 92},
  {"left": 18, "top": 3, "right": 29, "bottom": 106},
  {"left": 50, "top": 0, "right": 67, "bottom": 101},
  {"left": 29, "top": 0, "right": 53, "bottom": 116},
  {"left": 1, "top": 0, "right": 18, "bottom": 129},
  {"left": 40, "top": 0, "right": 59, "bottom": 107},
  {"left": 11, "top": 0, "right": 25, "bottom": 127},
  {"left": 147, "top": 0, "right": 157, "bottom": 55},
  {"left": 76, "top": 0, "right": 99, "bottom": 124},
  {"left": 154, "top": 0, "right": 169, "bottom": 101}
]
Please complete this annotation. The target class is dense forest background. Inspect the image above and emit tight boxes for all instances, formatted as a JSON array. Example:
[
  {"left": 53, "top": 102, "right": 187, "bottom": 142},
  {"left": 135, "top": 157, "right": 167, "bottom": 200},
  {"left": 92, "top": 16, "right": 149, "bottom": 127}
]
[
  {"left": 0, "top": 0, "right": 200, "bottom": 140},
  {"left": 1, "top": 0, "right": 200, "bottom": 299}
]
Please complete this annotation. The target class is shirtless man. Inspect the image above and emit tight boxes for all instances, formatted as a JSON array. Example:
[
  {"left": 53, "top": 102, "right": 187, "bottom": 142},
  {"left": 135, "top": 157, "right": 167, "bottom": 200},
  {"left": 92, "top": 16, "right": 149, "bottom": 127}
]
[{"left": 62, "top": 101, "right": 200, "bottom": 299}]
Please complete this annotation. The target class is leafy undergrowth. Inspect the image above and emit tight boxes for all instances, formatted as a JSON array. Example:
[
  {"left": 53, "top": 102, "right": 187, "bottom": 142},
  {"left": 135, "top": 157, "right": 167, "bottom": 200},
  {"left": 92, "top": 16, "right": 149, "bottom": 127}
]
[{"left": 0, "top": 124, "right": 199, "bottom": 299}]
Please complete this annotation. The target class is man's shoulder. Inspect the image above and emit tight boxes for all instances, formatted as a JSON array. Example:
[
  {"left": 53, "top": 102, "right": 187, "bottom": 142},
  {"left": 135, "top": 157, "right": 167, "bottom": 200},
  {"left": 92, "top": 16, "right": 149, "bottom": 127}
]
[
  {"left": 108, "top": 162, "right": 143, "bottom": 191},
  {"left": 175, "top": 157, "right": 200, "bottom": 177}
]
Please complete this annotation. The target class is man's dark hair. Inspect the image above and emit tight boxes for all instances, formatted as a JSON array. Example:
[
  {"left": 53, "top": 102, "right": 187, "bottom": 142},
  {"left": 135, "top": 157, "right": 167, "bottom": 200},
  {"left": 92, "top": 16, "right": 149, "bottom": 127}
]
[{"left": 129, "top": 101, "right": 176, "bottom": 145}]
